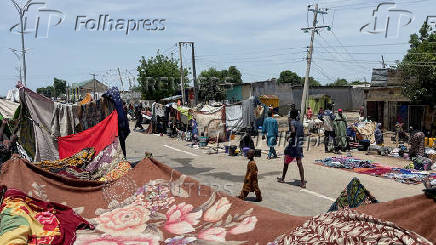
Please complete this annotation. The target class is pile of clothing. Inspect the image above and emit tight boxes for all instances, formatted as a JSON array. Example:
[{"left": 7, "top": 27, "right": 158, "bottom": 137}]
[
  {"left": 382, "top": 169, "right": 431, "bottom": 185},
  {"left": 316, "top": 157, "right": 436, "bottom": 185},
  {"left": 328, "top": 177, "right": 378, "bottom": 212},
  {"left": 316, "top": 157, "right": 376, "bottom": 169},
  {"left": 406, "top": 156, "right": 435, "bottom": 171}
]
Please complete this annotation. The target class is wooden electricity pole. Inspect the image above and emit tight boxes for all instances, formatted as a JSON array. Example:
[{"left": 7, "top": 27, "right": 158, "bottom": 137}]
[
  {"left": 179, "top": 41, "right": 198, "bottom": 105},
  {"left": 178, "top": 42, "right": 185, "bottom": 105},
  {"left": 191, "top": 42, "right": 198, "bottom": 106},
  {"left": 300, "top": 3, "right": 330, "bottom": 121}
]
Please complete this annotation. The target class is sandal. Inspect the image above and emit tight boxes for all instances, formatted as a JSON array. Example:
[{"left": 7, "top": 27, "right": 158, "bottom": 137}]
[{"left": 276, "top": 177, "right": 285, "bottom": 183}]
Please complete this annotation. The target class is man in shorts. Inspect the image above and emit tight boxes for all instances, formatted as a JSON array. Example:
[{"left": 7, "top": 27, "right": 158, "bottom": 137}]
[{"left": 277, "top": 110, "right": 306, "bottom": 188}]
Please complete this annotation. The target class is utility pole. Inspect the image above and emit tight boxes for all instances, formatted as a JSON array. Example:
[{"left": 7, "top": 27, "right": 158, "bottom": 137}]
[
  {"left": 90, "top": 73, "right": 97, "bottom": 100},
  {"left": 178, "top": 42, "right": 185, "bottom": 105},
  {"left": 179, "top": 41, "right": 198, "bottom": 105},
  {"left": 191, "top": 42, "right": 198, "bottom": 106},
  {"left": 300, "top": 4, "right": 330, "bottom": 121},
  {"left": 11, "top": 0, "right": 33, "bottom": 86},
  {"left": 117, "top": 68, "right": 124, "bottom": 90}
]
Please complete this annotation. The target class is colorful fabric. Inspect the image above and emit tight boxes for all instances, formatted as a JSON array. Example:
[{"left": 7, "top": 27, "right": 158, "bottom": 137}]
[
  {"left": 328, "top": 177, "right": 377, "bottom": 212},
  {"left": 316, "top": 157, "right": 376, "bottom": 169},
  {"left": 58, "top": 111, "right": 118, "bottom": 159},
  {"left": 412, "top": 156, "right": 433, "bottom": 171},
  {"left": 0, "top": 187, "right": 92, "bottom": 245},
  {"left": 99, "top": 160, "right": 132, "bottom": 182},
  {"left": 34, "top": 148, "right": 95, "bottom": 171},
  {"left": 268, "top": 209, "right": 432, "bottom": 245},
  {"left": 79, "top": 93, "right": 92, "bottom": 105},
  {"left": 241, "top": 161, "right": 261, "bottom": 193},
  {"left": 85, "top": 138, "right": 126, "bottom": 180},
  {"left": 0, "top": 157, "right": 310, "bottom": 244}
]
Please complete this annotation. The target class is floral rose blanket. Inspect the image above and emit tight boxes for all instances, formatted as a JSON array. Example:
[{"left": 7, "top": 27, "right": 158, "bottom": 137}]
[{"left": 0, "top": 156, "right": 435, "bottom": 244}]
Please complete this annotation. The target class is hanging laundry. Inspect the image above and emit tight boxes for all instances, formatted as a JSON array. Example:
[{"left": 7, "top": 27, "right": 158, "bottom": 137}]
[{"left": 58, "top": 110, "right": 118, "bottom": 159}]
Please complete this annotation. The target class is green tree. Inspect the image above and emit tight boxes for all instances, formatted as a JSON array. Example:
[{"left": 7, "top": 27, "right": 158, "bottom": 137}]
[
  {"left": 227, "top": 66, "right": 243, "bottom": 84},
  {"left": 278, "top": 70, "right": 301, "bottom": 85},
  {"left": 399, "top": 22, "right": 436, "bottom": 105},
  {"left": 306, "top": 76, "right": 322, "bottom": 87},
  {"left": 137, "top": 53, "right": 188, "bottom": 101},
  {"left": 53, "top": 77, "right": 66, "bottom": 98},
  {"left": 198, "top": 67, "right": 226, "bottom": 101},
  {"left": 327, "top": 78, "right": 348, "bottom": 86},
  {"left": 36, "top": 86, "right": 54, "bottom": 98}
]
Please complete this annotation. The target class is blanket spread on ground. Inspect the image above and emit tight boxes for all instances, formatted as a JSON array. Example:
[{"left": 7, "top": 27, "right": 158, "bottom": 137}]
[
  {"left": 1, "top": 157, "right": 435, "bottom": 244},
  {"left": 0, "top": 187, "right": 92, "bottom": 244}
]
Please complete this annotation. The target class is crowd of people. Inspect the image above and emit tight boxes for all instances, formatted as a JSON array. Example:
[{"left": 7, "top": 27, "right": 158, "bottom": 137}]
[{"left": 236, "top": 103, "right": 429, "bottom": 201}]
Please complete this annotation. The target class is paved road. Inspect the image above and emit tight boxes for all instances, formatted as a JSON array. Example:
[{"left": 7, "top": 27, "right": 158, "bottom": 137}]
[{"left": 125, "top": 130, "right": 423, "bottom": 217}]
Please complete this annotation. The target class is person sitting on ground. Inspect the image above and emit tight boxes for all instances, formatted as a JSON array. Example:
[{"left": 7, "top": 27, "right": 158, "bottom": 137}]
[
  {"left": 239, "top": 131, "right": 255, "bottom": 151},
  {"left": 238, "top": 149, "right": 262, "bottom": 202},
  {"left": 277, "top": 111, "right": 306, "bottom": 188},
  {"left": 262, "top": 110, "right": 278, "bottom": 159},
  {"left": 0, "top": 119, "right": 18, "bottom": 164}
]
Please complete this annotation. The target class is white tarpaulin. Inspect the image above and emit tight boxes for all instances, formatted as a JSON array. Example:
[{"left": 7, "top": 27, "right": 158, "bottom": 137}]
[
  {"left": 193, "top": 108, "right": 225, "bottom": 140},
  {"left": 226, "top": 104, "right": 244, "bottom": 132},
  {"left": 0, "top": 99, "right": 19, "bottom": 119}
]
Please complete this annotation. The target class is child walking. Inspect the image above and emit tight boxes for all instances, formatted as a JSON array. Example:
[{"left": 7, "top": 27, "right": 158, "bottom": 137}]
[{"left": 238, "top": 149, "right": 262, "bottom": 202}]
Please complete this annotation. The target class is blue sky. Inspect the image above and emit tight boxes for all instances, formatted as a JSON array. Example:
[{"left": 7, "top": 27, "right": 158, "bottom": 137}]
[{"left": 0, "top": 0, "right": 433, "bottom": 96}]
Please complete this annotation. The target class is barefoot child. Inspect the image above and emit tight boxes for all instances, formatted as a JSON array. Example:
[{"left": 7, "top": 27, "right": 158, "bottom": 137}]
[{"left": 238, "top": 149, "right": 262, "bottom": 202}]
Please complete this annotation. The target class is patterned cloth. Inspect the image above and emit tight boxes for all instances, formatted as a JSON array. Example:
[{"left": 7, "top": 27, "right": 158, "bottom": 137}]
[
  {"left": 241, "top": 161, "right": 260, "bottom": 193},
  {"left": 99, "top": 160, "right": 132, "bottom": 182},
  {"left": 33, "top": 139, "right": 130, "bottom": 182},
  {"left": 316, "top": 157, "right": 376, "bottom": 169},
  {"left": 410, "top": 132, "right": 425, "bottom": 157},
  {"left": 0, "top": 187, "right": 92, "bottom": 244},
  {"left": 268, "top": 209, "right": 432, "bottom": 244},
  {"left": 328, "top": 177, "right": 377, "bottom": 212},
  {"left": 34, "top": 148, "right": 95, "bottom": 170}
]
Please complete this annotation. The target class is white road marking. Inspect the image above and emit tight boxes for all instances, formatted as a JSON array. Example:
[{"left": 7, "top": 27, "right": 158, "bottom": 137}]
[
  {"left": 300, "top": 189, "right": 336, "bottom": 202},
  {"left": 163, "top": 145, "right": 199, "bottom": 157}
]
